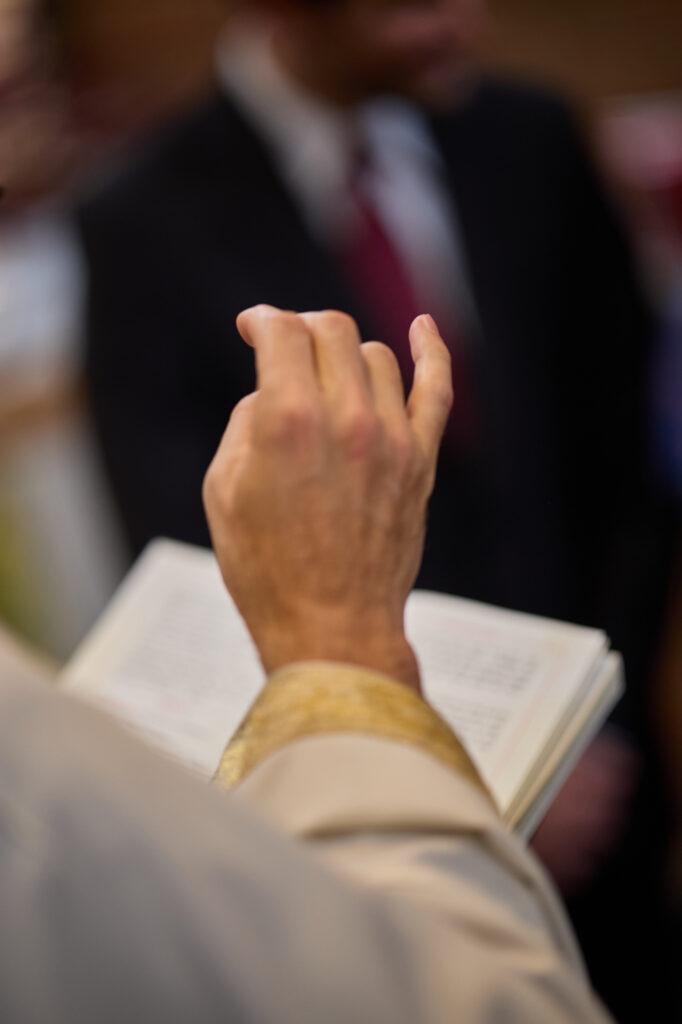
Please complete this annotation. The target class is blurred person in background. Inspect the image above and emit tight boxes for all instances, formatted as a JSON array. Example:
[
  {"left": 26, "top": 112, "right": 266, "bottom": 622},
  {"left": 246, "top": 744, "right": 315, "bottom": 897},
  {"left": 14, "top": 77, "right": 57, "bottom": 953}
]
[
  {"left": 0, "top": 0, "right": 78, "bottom": 369},
  {"left": 609, "top": 98, "right": 682, "bottom": 980},
  {"left": 0, "top": 0, "right": 83, "bottom": 641},
  {"left": 0, "top": 0, "right": 125, "bottom": 658},
  {"left": 599, "top": 99, "right": 682, "bottom": 956},
  {"left": 0, "top": 0, "right": 82, "bottom": 398},
  {"left": 0, "top": 0, "right": 74, "bottom": 205},
  {"left": 76, "top": 1, "right": 675, "bottom": 1018}
]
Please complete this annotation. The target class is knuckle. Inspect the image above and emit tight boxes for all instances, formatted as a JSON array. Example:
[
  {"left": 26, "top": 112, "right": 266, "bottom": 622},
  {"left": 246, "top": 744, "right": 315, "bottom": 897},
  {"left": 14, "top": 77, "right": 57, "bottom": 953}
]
[
  {"left": 259, "top": 306, "right": 307, "bottom": 335},
  {"left": 319, "top": 309, "right": 357, "bottom": 337},
  {"left": 362, "top": 342, "right": 403, "bottom": 389},
  {"left": 255, "top": 303, "right": 285, "bottom": 320},
  {"left": 263, "top": 396, "right": 321, "bottom": 445},
  {"left": 366, "top": 340, "right": 397, "bottom": 365},
  {"left": 336, "top": 406, "right": 378, "bottom": 458}
]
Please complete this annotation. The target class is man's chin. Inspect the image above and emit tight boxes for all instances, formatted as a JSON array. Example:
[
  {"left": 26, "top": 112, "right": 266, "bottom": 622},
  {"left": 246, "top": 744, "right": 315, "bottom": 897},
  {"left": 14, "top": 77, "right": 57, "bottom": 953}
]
[{"left": 396, "top": 61, "right": 476, "bottom": 112}]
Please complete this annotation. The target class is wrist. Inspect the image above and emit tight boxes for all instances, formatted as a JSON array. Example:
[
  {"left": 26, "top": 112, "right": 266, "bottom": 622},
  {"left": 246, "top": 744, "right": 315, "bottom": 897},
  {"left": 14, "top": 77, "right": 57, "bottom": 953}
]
[{"left": 254, "top": 615, "right": 421, "bottom": 693}]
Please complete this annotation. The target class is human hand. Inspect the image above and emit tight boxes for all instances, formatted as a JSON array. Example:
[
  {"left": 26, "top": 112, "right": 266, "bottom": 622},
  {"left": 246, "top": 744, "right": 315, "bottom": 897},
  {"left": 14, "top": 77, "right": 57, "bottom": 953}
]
[
  {"left": 530, "top": 730, "right": 639, "bottom": 895},
  {"left": 203, "top": 307, "right": 453, "bottom": 692}
]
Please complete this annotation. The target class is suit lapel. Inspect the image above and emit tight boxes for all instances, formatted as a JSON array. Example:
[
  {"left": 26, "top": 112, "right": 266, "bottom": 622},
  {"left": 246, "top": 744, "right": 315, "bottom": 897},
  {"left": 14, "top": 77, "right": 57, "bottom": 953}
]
[{"left": 193, "top": 94, "right": 380, "bottom": 335}]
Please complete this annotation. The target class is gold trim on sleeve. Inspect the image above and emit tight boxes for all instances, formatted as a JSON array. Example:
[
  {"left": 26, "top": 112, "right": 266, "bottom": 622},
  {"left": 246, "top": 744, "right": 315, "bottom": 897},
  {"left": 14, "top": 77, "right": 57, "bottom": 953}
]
[{"left": 213, "top": 661, "right": 492, "bottom": 802}]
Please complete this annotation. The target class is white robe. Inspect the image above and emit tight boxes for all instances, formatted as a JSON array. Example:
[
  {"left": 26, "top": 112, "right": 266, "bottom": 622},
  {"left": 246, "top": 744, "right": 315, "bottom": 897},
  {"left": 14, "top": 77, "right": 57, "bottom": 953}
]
[{"left": 0, "top": 630, "right": 611, "bottom": 1023}]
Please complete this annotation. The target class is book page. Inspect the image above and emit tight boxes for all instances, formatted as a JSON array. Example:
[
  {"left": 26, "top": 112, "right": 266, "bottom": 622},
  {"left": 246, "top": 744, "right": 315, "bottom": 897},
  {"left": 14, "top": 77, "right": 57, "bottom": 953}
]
[
  {"left": 406, "top": 591, "right": 608, "bottom": 813},
  {"left": 62, "top": 540, "right": 614, "bottom": 822},
  {"left": 511, "top": 653, "right": 624, "bottom": 838},
  {"left": 61, "top": 540, "right": 264, "bottom": 777}
]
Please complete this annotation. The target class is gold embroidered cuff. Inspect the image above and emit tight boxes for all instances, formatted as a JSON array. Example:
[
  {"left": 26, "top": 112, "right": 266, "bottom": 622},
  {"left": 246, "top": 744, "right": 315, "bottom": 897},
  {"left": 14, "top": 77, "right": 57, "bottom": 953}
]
[{"left": 213, "top": 661, "right": 491, "bottom": 802}]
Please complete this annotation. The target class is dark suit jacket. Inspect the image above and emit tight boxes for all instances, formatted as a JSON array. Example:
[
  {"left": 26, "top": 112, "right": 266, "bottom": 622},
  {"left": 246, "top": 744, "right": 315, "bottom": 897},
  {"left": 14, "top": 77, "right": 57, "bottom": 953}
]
[{"left": 77, "top": 77, "right": 669, "bottom": 722}]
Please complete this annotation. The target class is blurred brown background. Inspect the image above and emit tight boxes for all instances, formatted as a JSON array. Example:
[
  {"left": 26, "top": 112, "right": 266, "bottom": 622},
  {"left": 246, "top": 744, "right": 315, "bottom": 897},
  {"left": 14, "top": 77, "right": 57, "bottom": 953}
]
[{"left": 60, "top": 0, "right": 682, "bottom": 127}]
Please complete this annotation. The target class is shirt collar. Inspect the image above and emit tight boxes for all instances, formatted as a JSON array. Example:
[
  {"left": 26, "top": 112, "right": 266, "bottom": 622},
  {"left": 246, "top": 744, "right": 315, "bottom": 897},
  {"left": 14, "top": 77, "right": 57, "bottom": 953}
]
[
  {"left": 215, "top": 26, "right": 444, "bottom": 227},
  {"left": 216, "top": 26, "right": 353, "bottom": 212}
]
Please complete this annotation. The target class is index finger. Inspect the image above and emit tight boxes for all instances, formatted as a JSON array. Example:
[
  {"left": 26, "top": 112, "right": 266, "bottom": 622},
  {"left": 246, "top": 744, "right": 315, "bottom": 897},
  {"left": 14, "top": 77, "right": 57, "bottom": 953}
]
[
  {"left": 406, "top": 315, "right": 453, "bottom": 468},
  {"left": 236, "top": 305, "right": 317, "bottom": 396}
]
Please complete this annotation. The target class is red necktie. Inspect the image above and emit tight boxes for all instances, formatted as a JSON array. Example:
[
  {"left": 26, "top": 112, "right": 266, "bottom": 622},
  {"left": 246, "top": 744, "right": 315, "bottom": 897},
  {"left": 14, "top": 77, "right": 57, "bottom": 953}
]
[{"left": 336, "top": 152, "right": 475, "bottom": 448}]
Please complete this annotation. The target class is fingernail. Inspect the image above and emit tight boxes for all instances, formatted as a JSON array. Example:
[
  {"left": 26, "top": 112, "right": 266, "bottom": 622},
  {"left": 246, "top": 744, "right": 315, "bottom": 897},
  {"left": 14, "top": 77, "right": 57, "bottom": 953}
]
[{"left": 421, "top": 313, "right": 438, "bottom": 333}]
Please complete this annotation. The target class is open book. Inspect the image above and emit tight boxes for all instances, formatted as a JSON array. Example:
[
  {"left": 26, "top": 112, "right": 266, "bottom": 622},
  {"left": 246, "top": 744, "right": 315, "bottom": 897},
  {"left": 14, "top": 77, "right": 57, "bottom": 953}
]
[{"left": 60, "top": 539, "right": 623, "bottom": 839}]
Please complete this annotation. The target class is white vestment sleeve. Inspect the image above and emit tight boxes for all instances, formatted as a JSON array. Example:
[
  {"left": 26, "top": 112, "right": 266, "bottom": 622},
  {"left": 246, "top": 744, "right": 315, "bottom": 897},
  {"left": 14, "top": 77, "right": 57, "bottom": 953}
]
[
  {"left": 236, "top": 733, "right": 613, "bottom": 1023},
  {"left": 0, "top": 650, "right": 613, "bottom": 1023}
]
